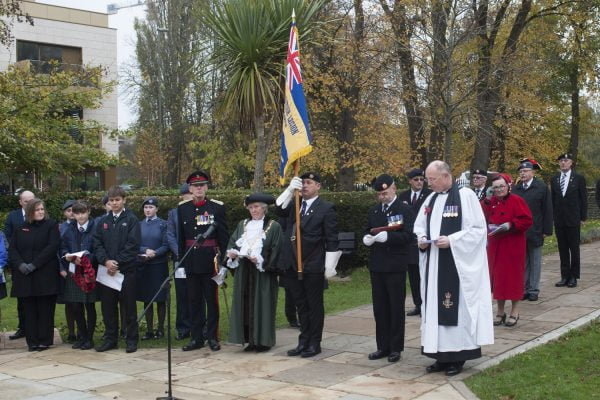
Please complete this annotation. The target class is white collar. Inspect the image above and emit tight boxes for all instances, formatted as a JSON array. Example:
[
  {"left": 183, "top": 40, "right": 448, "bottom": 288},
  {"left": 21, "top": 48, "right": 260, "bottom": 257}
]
[
  {"left": 383, "top": 196, "right": 397, "bottom": 210},
  {"left": 78, "top": 221, "right": 89, "bottom": 231},
  {"left": 523, "top": 178, "right": 534, "bottom": 186},
  {"left": 301, "top": 196, "right": 318, "bottom": 209}
]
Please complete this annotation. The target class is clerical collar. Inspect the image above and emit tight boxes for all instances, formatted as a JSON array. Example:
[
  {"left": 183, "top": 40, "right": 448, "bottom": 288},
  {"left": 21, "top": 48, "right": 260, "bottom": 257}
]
[{"left": 78, "top": 221, "right": 89, "bottom": 231}]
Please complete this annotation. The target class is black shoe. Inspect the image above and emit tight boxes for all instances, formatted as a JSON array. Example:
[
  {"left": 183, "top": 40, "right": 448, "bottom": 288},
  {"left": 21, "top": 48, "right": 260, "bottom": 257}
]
[
  {"left": 445, "top": 363, "right": 463, "bottom": 376},
  {"left": 387, "top": 352, "right": 401, "bottom": 363},
  {"left": 176, "top": 332, "right": 190, "bottom": 340},
  {"left": 368, "top": 350, "right": 389, "bottom": 360},
  {"left": 555, "top": 278, "right": 568, "bottom": 287},
  {"left": 125, "top": 343, "right": 138, "bottom": 353},
  {"left": 28, "top": 346, "right": 39, "bottom": 352},
  {"left": 182, "top": 340, "right": 204, "bottom": 351},
  {"left": 426, "top": 362, "right": 446, "bottom": 373},
  {"left": 406, "top": 307, "right": 421, "bottom": 316},
  {"left": 255, "top": 345, "right": 271, "bottom": 352},
  {"left": 9, "top": 329, "right": 25, "bottom": 340},
  {"left": 567, "top": 278, "right": 577, "bottom": 288},
  {"left": 289, "top": 321, "right": 300, "bottom": 328},
  {"left": 37, "top": 345, "right": 49, "bottom": 352},
  {"left": 522, "top": 293, "right": 530, "bottom": 300},
  {"left": 528, "top": 293, "right": 538, "bottom": 301},
  {"left": 154, "top": 330, "right": 164, "bottom": 339},
  {"left": 80, "top": 340, "right": 94, "bottom": 350},
  {"left": 72, "top": 338, "right": 85, "bottom": 349},
  {"left": 244, "top": 344, "right": 257, "bottom": 352},
  {"left": 96, "top": 341, "right": 117, "bottom": 352},
  {"left": 208, "top": 339, "right": 221, "bottom": 351},
  {"left": 66, "top": 334, "right": 77, "bottom": 344},
  {"left": 301, "top": 344, "right": 321, "bottom": 358},
  {"left": 141, "top": 331, "right": 154, "bottom": 341},
  {"left": 287, "top": 344, "right": 306, "bottom": 357}
]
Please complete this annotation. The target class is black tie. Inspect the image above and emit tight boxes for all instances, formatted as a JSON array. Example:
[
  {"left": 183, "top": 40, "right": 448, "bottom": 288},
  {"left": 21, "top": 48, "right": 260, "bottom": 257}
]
[
  {"left": 79, "top": 227, "right": 85, "bottom": 233},
  {"left": 113, "top": 215, "right": 118, "bottom": 223},
  {"left": 411, "top": 193, "right": 417, "bottom": 205},
  {"left": 523, "top": 183, "right": 528, "bottom": 190},
  {"left": 383, "top": 204, "right": 389, "bottom": 213},
  {"left": 300, "top": 200, "right": 307, "bottom": 216}
]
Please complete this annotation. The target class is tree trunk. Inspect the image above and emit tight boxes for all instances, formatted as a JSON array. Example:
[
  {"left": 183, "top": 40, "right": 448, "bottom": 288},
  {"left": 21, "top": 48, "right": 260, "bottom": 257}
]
[
  {"left": 569, "top": 64, "right": 580, "bottom": 165},
  {"left": 253, "top": 113, "right": 267, "bottom": 191}
]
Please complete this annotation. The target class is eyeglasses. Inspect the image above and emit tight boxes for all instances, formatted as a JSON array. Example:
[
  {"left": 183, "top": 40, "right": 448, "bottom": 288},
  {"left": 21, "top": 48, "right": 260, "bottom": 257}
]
[
  {"left": 472, "top": 176, "right": 486, "bottom": 180},
  {"left": 190, "top": 182, "right": 207, "bottom": 187},
  {"left": 412, "top": 177, "right": 425, "bottom": 182}
]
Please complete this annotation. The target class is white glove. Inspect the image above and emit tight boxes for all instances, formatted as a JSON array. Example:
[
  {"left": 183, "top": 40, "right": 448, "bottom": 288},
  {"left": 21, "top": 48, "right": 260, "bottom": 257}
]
[
  {"left": 499, "top": 222, "right": 511, "bottom": 231},
  {"left": 373, "top": 231, "right": 388, "bottom": 243},
  {"left": 276, "top": 176, "right": 303, "bottom": 208},
  {"left": 362, "top": 234, "right": 375, "bottom": 246},
  {"left": 325, "top": 250, "right": 342, "bottom": 278}
]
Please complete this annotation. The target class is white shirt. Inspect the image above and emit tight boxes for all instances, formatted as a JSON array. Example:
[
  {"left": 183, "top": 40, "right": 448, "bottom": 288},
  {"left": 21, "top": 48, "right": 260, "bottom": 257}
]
[
  {"left": 522, "top": 178, "right": 534, "bottom": 189},
  {"left": 78, "top": 222, "right": 89, "bottom": 232},
  {"left": 301, "top": 196, "right": 318, "bottom": 213}
]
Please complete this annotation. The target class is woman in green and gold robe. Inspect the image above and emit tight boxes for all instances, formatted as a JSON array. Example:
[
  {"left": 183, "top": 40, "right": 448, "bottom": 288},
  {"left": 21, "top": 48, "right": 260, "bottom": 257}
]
[{"left": 226, "top": 193, "right": 282, "bottom": 351}]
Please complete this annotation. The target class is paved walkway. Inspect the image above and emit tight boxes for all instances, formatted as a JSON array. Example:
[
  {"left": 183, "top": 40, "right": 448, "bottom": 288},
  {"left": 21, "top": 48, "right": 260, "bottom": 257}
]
[{"left": 1, "top": 242, "right": 599, "bottom": 400}]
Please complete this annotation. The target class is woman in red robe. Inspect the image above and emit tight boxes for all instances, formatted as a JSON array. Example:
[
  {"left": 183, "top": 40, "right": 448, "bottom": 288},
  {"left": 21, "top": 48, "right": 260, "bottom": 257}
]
[{"left": 482, "top": 173, "right": 533, "bottom": 327}]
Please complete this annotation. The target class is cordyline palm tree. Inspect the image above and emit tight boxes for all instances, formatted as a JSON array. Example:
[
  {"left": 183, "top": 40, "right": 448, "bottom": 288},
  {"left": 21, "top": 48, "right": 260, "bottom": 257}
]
[{"left": 204, "top": 0, "right": 325, "bottom": 190}]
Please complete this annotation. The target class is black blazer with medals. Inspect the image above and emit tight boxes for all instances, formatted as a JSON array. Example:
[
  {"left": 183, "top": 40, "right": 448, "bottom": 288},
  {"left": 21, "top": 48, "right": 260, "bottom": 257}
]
[
  {"left": 275, "top": 197, "right": 339, "bottom": 274},
  {"left": 364, "top": 197, "right": 415, "bottom": 273},
  {"left": 550, "top": 171, "right": 587, "bottom": 227},
  {"left": 397, "top": 188, "right": 430, "bottom": 264}
]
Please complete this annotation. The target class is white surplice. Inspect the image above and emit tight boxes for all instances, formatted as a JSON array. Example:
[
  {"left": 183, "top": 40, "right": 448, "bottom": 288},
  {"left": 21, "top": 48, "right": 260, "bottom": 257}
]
[{"left": 414, "top": 187, "right": 494, "bottom": 354}]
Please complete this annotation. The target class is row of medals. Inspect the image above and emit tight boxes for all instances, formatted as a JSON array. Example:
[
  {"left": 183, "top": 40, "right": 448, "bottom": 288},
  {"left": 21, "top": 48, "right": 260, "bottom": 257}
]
[{"left": 442, "top": 206, "right": 459, "bottom": 218}]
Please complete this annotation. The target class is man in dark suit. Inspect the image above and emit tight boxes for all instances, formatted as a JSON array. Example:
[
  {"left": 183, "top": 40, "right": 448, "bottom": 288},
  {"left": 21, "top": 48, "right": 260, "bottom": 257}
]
[
  {"left": 512, "top": 159, "right": 553, "bottom": 301},
  {"left": 363, "top": 174, "right": 415, "bottom": 363},
  {"left": 4, "top": 189, "right": 35, "bottom": 340},
  {"left": 470, "top": 169, "right": 489, "bottom": 201},
  {"left": 275, "top": 172, "right": 339, "bottom": 358},
  {"left": 550, "top": 153, "right": 587, "bottom": 288},
  {"left": 397, "top": 168, "right": 431, "bottom": 316},
  {"left": 177, "top": 170, "right": 229, "bottom": 352}
]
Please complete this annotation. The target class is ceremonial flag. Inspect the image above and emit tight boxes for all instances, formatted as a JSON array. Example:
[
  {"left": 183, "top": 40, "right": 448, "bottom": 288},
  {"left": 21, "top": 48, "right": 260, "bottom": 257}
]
[{"left": 279, "top": 11, "right": 312, "bottom": 184}]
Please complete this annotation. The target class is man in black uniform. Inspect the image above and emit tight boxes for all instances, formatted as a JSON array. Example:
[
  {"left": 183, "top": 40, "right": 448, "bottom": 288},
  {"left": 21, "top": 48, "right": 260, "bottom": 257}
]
[
  {"left": 93, "top": 186, "right": 141, "bottom": 353},
  {"left": 363, "top": 174, "right": 415, "bottom": 363},
  {"left": 471, "top": 169, "right": 489, "bottom": 201},
  {"left": 275, "top": 172, "right": 339, "bottom": 358},
  {"left": 177, "top": 170, "right": 229, "bottom": 351},
  {"left": 550, "top": 153, "right": 587, "bottom": 288},
  {"left": 397, "top": 168, "right": 431, "bottom": 316},
  {"left": 512, "top": 159, "right": 553, "bottom": 301}
]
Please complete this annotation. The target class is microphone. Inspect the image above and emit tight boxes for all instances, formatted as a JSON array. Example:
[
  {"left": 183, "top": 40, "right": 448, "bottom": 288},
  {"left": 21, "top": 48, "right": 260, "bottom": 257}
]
[{"left": 195, "top": 222, "right": 217, "bottom": 241}]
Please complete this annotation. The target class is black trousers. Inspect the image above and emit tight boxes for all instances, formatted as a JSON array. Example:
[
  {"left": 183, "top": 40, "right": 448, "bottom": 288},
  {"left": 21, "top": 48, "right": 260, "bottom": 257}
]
[
  {"left": 284, "top": 287, "right": 298, "bottom": 323},
  {"left": 175, "top": 277, "right": 192, "bottom": 336},
  {"left": 407, "top": 263, "right": 422, "bottom": 307},
  {"left": 287, "top": 271, "right": 325, "bottom": 347},
  {"left": 555, "top": 225, "right": 581, "bottom": 279},
  {"left": 71, "top": 302, "right": 97, "bottom": 341},
  {"left": 17, "top": 297, "right": 26, "bottom": 332},
  {"left": 23, "top": 295, "right": 56, "bottom": 348},
  {"left": 187, "top": 273, "right": 219, "bottom": 342},
  {"left": 99, "top": 271, "right": 138, "bottom": 344},
  {"left": 371, "top": 271, "right": 406, "bottom": 353}
]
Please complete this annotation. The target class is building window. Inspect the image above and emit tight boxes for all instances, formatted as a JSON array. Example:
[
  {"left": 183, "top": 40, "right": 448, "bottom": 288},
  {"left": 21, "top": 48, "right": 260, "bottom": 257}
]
[{"left": 16, "top": 40, "right": 82, "bottom": 73}]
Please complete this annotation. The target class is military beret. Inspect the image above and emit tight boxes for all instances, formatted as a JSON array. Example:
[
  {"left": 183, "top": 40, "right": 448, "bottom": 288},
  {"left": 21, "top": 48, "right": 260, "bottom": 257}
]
[
  {"left": 300, "top": 172, "right": 321, "bottom": 183},
  {"left": 517, "top": 161, "right": 534, "bottom": 171},
  {"left": 62, "top": 199, "right": 76, "bottom": 210},
  {"left": 407, "top": 168, "right": 424, "bottom": 179},
  {"left": 471, "top": 169, "right": 487, "bottom": 177},
  {"left": 101, "top": 195, "right": 109, "bottom": 205},
  {"left": 179, "top": 183, "right": 190, "bottom": 195},
  {"left": 557, "top": 153, "right": 572, "bottom": 161},
  {"left": 373, "top": 174, "right": 394, "bottom": 191},
  {"left": 186, "top": 170, "right": 210, "bottom": 185},
  {"left": 244, "top": 193, "right": 275, "bottom": 206},
  {"left": 142, "top": 197, "right": 159, "bottom": 208}
]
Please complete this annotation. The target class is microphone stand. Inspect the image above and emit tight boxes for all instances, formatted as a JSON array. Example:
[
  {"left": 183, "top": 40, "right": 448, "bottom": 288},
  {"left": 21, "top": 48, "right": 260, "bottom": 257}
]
[{"left": 137, "top": 230, "right": 213, "bottom": 400}]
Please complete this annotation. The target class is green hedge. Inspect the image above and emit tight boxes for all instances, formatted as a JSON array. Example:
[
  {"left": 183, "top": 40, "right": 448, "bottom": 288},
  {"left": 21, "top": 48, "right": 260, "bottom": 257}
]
[{"left": 0, "top": 190, "right": 377, "bottom": 271}]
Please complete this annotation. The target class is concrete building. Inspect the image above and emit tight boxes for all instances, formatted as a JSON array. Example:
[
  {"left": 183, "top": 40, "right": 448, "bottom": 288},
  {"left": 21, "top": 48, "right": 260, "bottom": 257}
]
[{"left": 0, "top": 0, "right": 118, "bottom": 190}]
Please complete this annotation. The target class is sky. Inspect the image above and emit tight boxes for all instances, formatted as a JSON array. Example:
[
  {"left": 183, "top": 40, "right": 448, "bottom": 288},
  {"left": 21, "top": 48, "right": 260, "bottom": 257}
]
[{"left": 38, "top": 0, "right": 147, "bottom": 129}]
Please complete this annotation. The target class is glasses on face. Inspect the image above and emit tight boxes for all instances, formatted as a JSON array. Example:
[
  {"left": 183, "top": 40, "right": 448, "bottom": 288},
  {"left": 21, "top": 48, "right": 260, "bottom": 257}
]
[
  {"left": 472, "top": 176, "right": 486, "bottom": 180},
  {"left": 190, "top": 183, "right": 207, "bottom": 187},
  {"left": 412, "top": 177, "right": 425, "bottom": 182}
]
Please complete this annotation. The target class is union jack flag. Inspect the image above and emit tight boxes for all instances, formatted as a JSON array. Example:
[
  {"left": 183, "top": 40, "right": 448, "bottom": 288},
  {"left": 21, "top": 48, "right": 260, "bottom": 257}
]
[{"left": 280, "top": 15, "right": 313, "bottom": 184}]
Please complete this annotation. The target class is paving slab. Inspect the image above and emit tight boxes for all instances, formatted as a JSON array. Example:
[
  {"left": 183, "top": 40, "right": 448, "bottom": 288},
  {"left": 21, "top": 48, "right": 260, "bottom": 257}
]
[
  {"left": 413, "top": 383, "right": 468, "bottom": 400},
  {"left": 249, "top": 384, "right": 348, "bottom": 400},
  {"left": 0, "top": 377, "right": 62, "bottom": 398},
  {"left": 201, "top": 377, "right": 289, "bottom": 397},
  {"left": 329, "top": 375, "right": 438, "bottom": 399},
  {"left": 11, "top": 363, "right": 93, "bottom": 380},
  {"left": 84, "top": 357, "right": 167, "bottom": 375},
  {"left": 42, "top": 370, "right": 133, "bottom": 390},
  {"left": 270, "top": 360, "right": 375, "bottom": 388},
  {"left": 25, "top": 390, "right": 104, "bottom": 400}
]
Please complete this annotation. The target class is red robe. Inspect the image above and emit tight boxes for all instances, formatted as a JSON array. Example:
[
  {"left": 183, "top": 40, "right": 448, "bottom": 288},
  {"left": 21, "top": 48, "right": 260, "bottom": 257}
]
[{"left": 481, "top": 193, "right": 533, "bottom": 300}]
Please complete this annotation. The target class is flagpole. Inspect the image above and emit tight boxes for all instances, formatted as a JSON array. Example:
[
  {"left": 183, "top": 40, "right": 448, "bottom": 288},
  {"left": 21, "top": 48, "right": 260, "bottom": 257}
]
[{"left": 293, "top": 160, "right": 303, "bottom": 280}]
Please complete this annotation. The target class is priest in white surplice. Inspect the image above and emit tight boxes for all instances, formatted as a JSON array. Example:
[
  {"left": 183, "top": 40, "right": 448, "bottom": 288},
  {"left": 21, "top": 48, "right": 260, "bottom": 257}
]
[{"left": 414, "top": 161, "right": 494, "bottom": 376}]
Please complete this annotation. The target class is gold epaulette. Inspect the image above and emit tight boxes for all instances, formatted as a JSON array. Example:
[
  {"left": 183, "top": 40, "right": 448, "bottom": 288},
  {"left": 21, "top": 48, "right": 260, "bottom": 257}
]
[
  {"left": 210, "top": 199, "right": 224, "bottom": 205},
  {"left": 178, "top": 199, "right": 192, "bottom": 205}
]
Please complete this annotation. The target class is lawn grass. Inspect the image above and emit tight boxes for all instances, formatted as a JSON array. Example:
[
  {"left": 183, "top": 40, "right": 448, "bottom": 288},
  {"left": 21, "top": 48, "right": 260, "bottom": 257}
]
[
  {"left": 465, "top": 321, "right": 600, "bottom": 400},
  {"left": 0, "top": 266, "right": 374, "bottom": 348}
]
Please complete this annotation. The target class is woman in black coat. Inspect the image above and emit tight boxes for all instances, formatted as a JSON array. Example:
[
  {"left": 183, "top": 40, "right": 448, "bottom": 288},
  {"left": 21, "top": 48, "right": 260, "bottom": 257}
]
[{"left": 9, "top": 198, "right": 60, "bottom": 351}]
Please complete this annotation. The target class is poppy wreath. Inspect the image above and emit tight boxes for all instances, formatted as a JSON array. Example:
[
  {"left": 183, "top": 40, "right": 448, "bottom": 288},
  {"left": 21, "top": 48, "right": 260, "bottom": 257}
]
[{"left": 72, "top": 255, "right": 96, "bottom": 293}]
